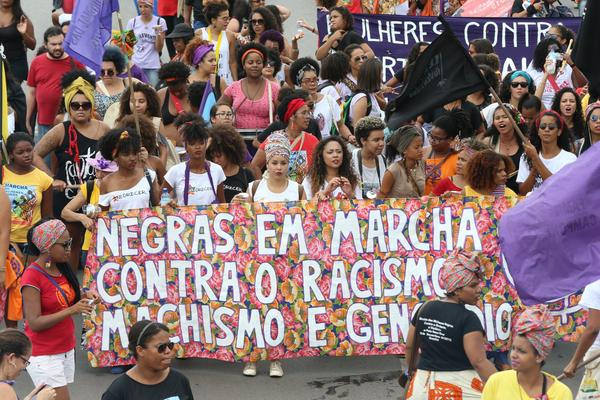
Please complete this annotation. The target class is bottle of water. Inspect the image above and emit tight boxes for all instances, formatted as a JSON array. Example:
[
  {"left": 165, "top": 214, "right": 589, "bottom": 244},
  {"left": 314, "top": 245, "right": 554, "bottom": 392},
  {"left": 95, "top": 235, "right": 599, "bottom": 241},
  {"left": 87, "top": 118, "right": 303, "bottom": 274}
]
[{"left": 160, "top": 188, "right": 171, "bottom": 206}]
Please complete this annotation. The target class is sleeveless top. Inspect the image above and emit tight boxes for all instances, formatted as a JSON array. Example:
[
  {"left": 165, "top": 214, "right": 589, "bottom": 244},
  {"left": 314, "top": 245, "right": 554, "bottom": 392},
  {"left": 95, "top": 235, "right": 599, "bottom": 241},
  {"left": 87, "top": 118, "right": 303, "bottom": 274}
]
[
  {"left": 251, "top": 179, "right": 300, "bottom": 203},
  {"left": 161, "top": 90, "right": 179, "bottom": 126},
  {"left": 198, "top": 27, "right": 233, "bottom": 85},
  {"left": 94, "top": 81, "right": 127, "bottom": 119},
  {"left": 0, "top": 21, "right": 26, "bottom": 60},
  {"left": 55, "top": 121, "right": 99, "bottom": 202},
  {"left": 387, "top": 160, "right": 426, "bottom": 198},
  {"left": 98, "top": 169, "right": 156, "bottom": 211}
]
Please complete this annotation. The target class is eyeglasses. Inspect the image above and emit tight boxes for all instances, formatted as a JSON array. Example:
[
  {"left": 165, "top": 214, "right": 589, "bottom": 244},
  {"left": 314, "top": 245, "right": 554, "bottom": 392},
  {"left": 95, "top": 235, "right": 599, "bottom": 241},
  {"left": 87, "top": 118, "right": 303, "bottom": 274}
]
[
  {"left": 101, "top": 69, "right": 115, "bottom": 77},
  {"left": 156, "top": 342, "right": 175, "bottom": 353},
  {"left": 251, "top": 19, "right": 264, "bottom": 26},
  {"left": 427, "top": 132, "right": 449, "bottom": 143},
  {"left": 301, "top": 77, "right": 318, "bottom": 85},
  {"left": 70, "top": 101, "right": 92, "bottom": 111},
  {"left": 539, "top": 123, "right": 558, "bottom": 130},
  {"left": 56, "top": 238, "right": 72, "bottom": 250},
  {"left": 353, "top": 55, "right": 368, "bottom": 62},
  {"left": 511, "top": 82, "right": 528, "bottom": 88},
  {"left": 19, "top": 355, "right": 30, "bottom": 367},
  {"left": 215, "top": 111, "right": 234, "bottom": 118},
  {"left": 591, "top": 115, "right": 600, "bottom": 122}
]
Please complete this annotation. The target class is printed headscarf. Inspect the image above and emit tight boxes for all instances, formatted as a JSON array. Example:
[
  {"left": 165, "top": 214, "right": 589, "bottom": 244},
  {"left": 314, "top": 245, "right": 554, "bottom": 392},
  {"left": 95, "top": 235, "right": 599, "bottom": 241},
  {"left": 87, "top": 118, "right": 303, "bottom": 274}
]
[
  {"left": 64, "top": 77, "right": 95, "bottom": 114},
  {"left": 513, "top": 305, "right": 555, "bottom": 359},
  {"left": 387, "top": 125, "right": 421, "bottom": 156},
  {"left": 32, "top": 220, "right": 67, "bottom": 253},
  {"left": 265, "top": 131, "right": 291, "bottom": 162},
  {"left": 439, "top": 249, "right": 483, "bottom": 294}
]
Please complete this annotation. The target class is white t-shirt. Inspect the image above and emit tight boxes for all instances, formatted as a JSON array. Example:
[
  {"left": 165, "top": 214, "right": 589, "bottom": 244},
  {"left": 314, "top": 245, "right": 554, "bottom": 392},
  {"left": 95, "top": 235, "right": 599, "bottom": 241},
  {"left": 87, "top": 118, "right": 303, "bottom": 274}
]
[
  {"left": 99, "top": 169, "right": 157, "bottom": 211},
  {"left": 164, "top": 161, "right": 226, "bottom": 206},
  {"left": 351, "top": 149, "right": 386, "bottom": 197},
  {"left": 301, "top": 177, "right": 362, "bottom": 200},
  {"left": 126, "top": 16, "right": 167, "bottom": 69},
  {"left": 349, "top": 93, "right": 383, "bottom": 124},
  {"left": 313, "top": 94, "right": 342, "bottom": 139},
  {"left": 526, "top": 64, "right": 573, "bottom": 109},
  {"left": 516, "top": 149, "right": 577, "bottom": 191},
  {"left": 580, "top": 280, "right": 600, "bottom": 350},
  {"left": 249, "top": 179, "right": 300, "bottom": 202},
  {"left": 336, "top": 74, "right": 356, "bottom": 101},
  {"left": 319, "top": 82, "right": 342, "bottom": 105}
]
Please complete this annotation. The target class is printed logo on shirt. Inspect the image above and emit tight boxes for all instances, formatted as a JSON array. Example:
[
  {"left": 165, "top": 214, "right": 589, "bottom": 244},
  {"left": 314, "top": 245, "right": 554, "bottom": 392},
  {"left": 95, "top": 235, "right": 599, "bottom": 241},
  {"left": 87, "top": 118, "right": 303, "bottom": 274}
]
[
  {"left": 111, "top": 190, "right": 148, "bottom": 203},
  {"left": 4, "top": 183, "right": 37, "bottom": 228}
]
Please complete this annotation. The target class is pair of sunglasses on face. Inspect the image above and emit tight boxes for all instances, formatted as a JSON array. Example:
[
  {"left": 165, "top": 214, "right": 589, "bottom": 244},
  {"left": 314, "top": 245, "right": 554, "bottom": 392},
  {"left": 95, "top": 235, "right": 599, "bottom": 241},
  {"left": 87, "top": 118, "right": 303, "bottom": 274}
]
[{"left": 70, "top": 102, "right": 92, "bottom": 111}]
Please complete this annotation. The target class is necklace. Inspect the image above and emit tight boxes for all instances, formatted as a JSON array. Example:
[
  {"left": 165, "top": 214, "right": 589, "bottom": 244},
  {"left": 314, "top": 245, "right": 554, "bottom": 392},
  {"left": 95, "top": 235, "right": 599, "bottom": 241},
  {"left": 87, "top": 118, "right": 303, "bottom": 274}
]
[
  {"left": 499, "top": 136, "right": 518, "bottom": 155},
  {"left": 243, "top": 78, "right": 263, "bottom": 101}
]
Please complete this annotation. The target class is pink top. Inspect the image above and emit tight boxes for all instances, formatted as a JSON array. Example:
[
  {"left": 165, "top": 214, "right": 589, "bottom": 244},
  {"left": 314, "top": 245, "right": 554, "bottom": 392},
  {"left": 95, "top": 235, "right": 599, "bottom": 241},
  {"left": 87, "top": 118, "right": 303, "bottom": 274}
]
[{"left": 224, "top": 79, "right": 280, "bottom": 130}]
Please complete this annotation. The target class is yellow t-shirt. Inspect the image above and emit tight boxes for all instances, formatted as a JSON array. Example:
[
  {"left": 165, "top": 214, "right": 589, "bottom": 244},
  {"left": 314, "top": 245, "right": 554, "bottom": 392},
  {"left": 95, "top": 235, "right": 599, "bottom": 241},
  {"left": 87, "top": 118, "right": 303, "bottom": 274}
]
[
  {"left": 3, "top": 166, "right": 53, "bottom": 243},
  {"left": 464, "top": 185, "right": 518, "bottom": 198},
  {"left": 81, "top": 180, "right": 100, "bottom": 251},
  {"left": 482, "top": 370, "right": 573, "bottom": 400}
]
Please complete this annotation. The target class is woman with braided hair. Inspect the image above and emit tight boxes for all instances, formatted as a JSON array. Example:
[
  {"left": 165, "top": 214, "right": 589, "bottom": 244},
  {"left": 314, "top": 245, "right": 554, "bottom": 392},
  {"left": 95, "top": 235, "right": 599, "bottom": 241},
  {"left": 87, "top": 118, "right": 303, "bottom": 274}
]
[
  {"left": 482, "top": 305, "right": 572, "bottom": 399},
  {"left": 32, "top": 69, "right": 110, "bottom": 271}
]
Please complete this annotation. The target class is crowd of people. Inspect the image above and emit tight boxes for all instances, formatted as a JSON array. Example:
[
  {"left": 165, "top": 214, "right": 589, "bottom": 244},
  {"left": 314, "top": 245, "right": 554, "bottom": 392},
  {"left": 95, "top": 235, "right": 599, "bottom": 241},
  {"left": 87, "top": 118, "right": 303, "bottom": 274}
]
[{"left": 0, "top": 0, "right": 597, "bottom": 399}]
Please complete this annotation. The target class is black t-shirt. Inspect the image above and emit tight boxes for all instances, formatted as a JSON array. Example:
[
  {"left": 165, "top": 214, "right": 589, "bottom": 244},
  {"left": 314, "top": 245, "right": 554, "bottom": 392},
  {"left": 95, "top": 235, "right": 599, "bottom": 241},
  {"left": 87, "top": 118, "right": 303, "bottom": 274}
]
[
  {"left": 257, "top": 120, "right": 322, "bottom": 143},
  {"left": 331, "top": 30, "right": 365, "bottom": 53},
  {"left": 223, "top": 167, "right": 254, "bottom": 202},
  {"left": 511, "top": 0, "right": 525, "bottom": 15},
  {"left": 101, "top": 369, "right": 194, "bottom": 400},
  {"left": 422, "top": 101, "right": 483, "bottom": 138},
  {"left": 411, "top": 300, "right": 484, "bottom": 371},
  {"left": 186, "top": 0, "right": 207, "bottom": 25}
]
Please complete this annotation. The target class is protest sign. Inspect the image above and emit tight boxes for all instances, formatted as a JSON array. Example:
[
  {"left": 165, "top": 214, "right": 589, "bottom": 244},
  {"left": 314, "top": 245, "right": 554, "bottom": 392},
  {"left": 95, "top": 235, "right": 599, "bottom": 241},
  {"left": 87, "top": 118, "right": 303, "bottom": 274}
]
[
  {"left": 83, "top": 196, "right": 584, "bottom": 367},
  {"left": 316, "top": 12, "right": 581, "bottom": 81}
]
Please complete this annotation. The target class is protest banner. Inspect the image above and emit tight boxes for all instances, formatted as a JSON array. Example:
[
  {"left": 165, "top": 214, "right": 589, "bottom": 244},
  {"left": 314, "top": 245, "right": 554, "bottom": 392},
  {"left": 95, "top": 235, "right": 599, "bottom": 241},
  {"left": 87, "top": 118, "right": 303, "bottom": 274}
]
[
  {"left": 316, "top": 12, "right": 581, "bottom": 81},
  {"left": 82, "top": 195, "right": 584, "bottom": 367}
]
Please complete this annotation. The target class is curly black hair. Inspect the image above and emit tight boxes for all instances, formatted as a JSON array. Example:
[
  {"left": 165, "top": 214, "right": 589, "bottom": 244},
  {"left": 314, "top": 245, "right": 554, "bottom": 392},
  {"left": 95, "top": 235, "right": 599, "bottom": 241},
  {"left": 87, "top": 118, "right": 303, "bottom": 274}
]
[
  {"left": 188, "top": 81, "right": 207, "bottom": 111},
  {"left": 465, "top": 150, "right": 515, "bottom": 192},
  {"left": 433, "top": 109, "right": 473, "bottom": 139},
  {"left": 99, "top": 128, "right": 142, "bottom": 160},
  {"left": 158, "top": 61, "right": 191, "bottom": 82},
  {"left": 289, "top": 57, "right": 320, "bottom": 86},
  {"left": 174, "top": 112, "right": 203, "bottom": 128},
  {"left": 550, "top": 24, "right": 575, "bottom": 47},
  {"left": 180, "top": 118, "right": 209, "bottom": 144},
  {"left": 116, "top": 114, "right": 159, "bottom": 156},
  {"left": 237, "top": 42, "right": 268, "bottom": 69},
  {"left": 472, "top": 53, "right": 500, "bottom": 72},
  {"left": 551, "top": 87, "right": 585, "bottom": 140},
  {"left": 204, "top": 1, "right": 229, "bottom": 24},
  {"left": 530, "top": 110, "right": 572, "bottom": 154},
  {"left": 248, "top": 7, "right": 278, "bottom": 41},
  {"left": 320, "top": 52, "right": 350, "bottom": 83},
  {"left": 330, "top": 6, "right": 354, "bottom": 31},
  {"left": 532, "top": 37, "right": 562, "bottom": 71},
  {"left": 117, "top": 82, "right": 161, "bottom": 121},
  {"left": 61, "top": 68, "right": 96, "bottom": 90},
  {"left": 498, "top": 72, "right": 535, "bottom": 103},
  {"left": 207, "top": 123, "right": 247, "bottom": 166},
  {"left": 103, "top": 46, "right": 126, "bottom": 74},
  {"left": 265, "top": 48, "right": 282, "bottom": 75},
  {"left": 6, "top": 131, "right": 34, "bottom": 155},
  {"left": 307, "top": 136, "right": 358, "bottom": 196},
  {"left": 258, "top": 29, "right": 284, "bottom": 52}
]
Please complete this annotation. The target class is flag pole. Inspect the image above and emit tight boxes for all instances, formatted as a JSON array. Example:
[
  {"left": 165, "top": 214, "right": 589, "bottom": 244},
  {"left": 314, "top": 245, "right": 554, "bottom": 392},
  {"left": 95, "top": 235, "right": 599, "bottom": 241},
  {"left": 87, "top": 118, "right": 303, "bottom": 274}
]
[
  {"left": 116, "top": 12, "right": 141, "bottom": 138},
  {"left": 437, "top": 16, "right": 529, "bottom": 144},
  {"left": 557, "top": 352, "right": 600, "bottom": 380}
]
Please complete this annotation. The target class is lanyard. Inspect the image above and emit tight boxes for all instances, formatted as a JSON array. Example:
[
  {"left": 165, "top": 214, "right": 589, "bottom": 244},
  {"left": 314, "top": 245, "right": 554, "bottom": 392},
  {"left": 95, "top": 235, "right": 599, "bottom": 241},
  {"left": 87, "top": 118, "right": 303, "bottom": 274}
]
[
  {"left": 358, "top": 150, "right": 382, "bottom": 198},
  {"left": 207, "top": 27, "right": 223, "bottom": 75},
  {"left": 184, "top": 161, "right": 218, "bottom": 206}
]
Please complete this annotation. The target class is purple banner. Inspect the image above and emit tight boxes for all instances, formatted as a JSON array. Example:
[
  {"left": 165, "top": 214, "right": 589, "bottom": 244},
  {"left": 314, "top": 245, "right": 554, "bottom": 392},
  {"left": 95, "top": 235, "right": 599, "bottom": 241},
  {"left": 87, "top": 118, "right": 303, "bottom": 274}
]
[{"left": 317, "top": 12, "right": 581, "bottom": 81}]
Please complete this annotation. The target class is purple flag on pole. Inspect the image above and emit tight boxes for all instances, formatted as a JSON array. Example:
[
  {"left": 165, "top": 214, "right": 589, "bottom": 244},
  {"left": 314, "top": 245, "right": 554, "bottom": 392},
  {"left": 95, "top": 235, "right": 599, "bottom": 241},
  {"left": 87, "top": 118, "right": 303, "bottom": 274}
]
[
  {"left": 64, "top": 0, "right": 120, "bottom": 75},
  {"left": 499, "top": 142, "right": 600, "bottom": 306}
]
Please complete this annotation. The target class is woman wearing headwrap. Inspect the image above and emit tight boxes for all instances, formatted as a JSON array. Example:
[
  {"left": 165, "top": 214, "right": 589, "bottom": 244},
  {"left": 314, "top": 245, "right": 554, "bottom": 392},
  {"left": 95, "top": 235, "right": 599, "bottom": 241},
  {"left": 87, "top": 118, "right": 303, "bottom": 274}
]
[
  {"left": 405, "top": 250, "right": 497, "bottom": 400},
  {"left": 32, "top": 70, "right": 110, "bottom": 272},
  {"left": 433, "top": 138, "right": 490, "bottom": 195},
  {"left": 378, "top": 125, "right": 425, "bottom": 198},
  {"left": 577, "top": 101, "right": 600, "bottom": 156},
  {"left": 185, "top": 38, "right": 228, "bottom": 100},
  {"left": 251, "top": 93, "right": 319, "bottom": 184},
  {"left": 233, "top": 131, "right": 305, "bottom": 378},
  {"left": 482, "top": 305, "right": 572, "bottom": 400},
  {"left": 21, "top": 218, "right": 97, "bottom": 400}
]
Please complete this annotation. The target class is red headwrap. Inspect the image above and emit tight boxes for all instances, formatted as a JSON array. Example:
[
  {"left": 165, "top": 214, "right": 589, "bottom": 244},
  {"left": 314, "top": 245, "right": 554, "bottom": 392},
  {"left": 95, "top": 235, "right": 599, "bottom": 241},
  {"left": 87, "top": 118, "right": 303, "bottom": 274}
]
[{"left": 283, "top": 98, "right": 306, "bottom": 124}]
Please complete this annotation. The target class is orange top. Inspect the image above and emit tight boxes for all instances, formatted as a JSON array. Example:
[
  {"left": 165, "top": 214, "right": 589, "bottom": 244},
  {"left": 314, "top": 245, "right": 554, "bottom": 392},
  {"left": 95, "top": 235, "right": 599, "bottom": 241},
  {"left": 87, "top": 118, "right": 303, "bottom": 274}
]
[{"left": 424, "top": 152, "right": 458, "bottom": 195}]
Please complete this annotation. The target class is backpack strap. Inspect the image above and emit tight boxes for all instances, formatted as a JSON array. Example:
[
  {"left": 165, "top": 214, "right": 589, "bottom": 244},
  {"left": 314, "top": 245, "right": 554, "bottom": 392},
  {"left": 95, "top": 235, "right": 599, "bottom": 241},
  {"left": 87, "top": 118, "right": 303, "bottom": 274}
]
[
  {"left": 29, "top": 264, "right": 71, "bottom": 306},
  {"left": 251, "top": 180, "right": 260, "bottom": 200}
]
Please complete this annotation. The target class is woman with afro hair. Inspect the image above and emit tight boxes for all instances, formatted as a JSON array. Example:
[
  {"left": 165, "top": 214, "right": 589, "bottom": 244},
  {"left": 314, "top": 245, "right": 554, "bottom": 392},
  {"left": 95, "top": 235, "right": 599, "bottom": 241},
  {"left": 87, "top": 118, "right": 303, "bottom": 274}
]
[{"left": 464, "top": 150, "right": 517, "bottom": 197}]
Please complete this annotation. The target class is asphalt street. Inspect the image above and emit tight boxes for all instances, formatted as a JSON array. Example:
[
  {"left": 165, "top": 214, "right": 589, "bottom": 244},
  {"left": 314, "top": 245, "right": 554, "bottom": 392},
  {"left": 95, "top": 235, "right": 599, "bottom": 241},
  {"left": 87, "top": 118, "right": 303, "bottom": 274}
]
[{"left": 14, "top": 1, "right": 585, "bottom": 399}]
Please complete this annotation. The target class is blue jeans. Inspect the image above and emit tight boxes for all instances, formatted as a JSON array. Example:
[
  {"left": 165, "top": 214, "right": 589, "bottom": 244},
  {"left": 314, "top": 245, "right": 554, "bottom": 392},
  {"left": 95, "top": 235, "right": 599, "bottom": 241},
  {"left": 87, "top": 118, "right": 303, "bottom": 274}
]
[
  {"left": 143, "top": 68, "right": 159, "bottom": 88},
  {"left": 193, "top": 20, "right": 207, "bottom": 30},
  {"left": 35, "top": 123, "right": 52, "bottom": 166}
]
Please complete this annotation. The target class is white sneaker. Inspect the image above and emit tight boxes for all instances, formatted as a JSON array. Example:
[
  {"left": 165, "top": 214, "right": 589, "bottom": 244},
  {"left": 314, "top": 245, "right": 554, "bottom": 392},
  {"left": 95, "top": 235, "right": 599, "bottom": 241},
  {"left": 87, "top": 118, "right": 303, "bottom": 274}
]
[
  {"left": 269, "top": 361, "right": 284, "bottom": 377},
  {"left": 243, "top": 362, "right": 257, "bottom": 376}
]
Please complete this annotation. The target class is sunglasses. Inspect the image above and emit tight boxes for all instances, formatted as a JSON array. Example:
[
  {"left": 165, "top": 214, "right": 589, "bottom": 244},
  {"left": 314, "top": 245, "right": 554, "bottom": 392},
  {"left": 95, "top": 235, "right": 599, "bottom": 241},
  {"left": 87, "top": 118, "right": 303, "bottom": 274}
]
[
  {"left": 265, "top": 60, "right": 276, "bottom": 67},
  {"left": 251, "top": 19, "right": 264, "bottom": 25},
  {"left": 156, "top": 341, "right": 175, "bottom": 353},
  {"left": 591, "top": 115, "right": 600, "bottom": 122},
  {"left": 70, "top": 101, "right": 92, "bottom": 111},
  {"left": 539, "top": 123, "right": 557, "bottom": 130},
  {"left": 101, "top": 69, "right": 115, "bottom": 77},
  {"left": 511, "top": 82, "right": 528, "bottom": 88},
  {"left": 353, "top": 55, "right": 368, "bottom": 62},
  {"left": 56, "top": 238, "right": 72, "bottom": 250}
]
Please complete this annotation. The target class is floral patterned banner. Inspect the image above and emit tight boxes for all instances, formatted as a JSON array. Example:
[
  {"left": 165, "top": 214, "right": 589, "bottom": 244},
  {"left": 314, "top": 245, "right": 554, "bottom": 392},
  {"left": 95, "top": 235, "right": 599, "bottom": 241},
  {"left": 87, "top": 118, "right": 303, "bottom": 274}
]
[{"left": 82, "top": 195, "right": 584, "bottom": 367}]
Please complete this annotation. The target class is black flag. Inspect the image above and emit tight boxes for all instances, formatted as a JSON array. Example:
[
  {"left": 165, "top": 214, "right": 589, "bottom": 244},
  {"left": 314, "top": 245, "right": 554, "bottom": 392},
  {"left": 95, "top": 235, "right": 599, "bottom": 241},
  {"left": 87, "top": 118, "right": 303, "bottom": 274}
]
[
  {"left": 385, "top": 18, "right": 487, "bottom": 131},
  {"left": 572, "top": 0, "right": 600, "bottom": 101}
]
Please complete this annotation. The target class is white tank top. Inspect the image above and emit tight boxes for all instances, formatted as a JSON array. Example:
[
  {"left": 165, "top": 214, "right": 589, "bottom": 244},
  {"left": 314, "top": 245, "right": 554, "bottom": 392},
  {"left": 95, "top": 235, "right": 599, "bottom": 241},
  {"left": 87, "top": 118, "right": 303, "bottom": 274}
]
[
  {"left": 98, "top": 169, "right": 156, "bottom": 211},
  {"left": 250, "top": 179, "right": 300, "bottom": 202},
  {"left": 199, "top": 27, "right": 233, "bottom": 85}
]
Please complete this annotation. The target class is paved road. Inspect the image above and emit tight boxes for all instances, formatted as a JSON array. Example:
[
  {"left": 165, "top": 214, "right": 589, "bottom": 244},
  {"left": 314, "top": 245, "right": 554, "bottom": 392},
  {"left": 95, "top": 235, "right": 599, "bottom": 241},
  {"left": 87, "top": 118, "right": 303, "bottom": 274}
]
[{"left": 16, "top": 2, "right": 584, "bottom": 399}]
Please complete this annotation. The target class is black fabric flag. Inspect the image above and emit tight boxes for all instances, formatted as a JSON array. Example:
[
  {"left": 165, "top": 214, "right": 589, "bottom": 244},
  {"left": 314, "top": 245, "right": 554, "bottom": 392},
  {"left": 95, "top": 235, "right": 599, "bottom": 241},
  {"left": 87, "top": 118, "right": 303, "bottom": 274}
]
[
  {"left": 385, "top": 18, "right": 487, "bottom": 131},
  {"left": 572, "top": 0, "right": 600, "bottom": 101}
]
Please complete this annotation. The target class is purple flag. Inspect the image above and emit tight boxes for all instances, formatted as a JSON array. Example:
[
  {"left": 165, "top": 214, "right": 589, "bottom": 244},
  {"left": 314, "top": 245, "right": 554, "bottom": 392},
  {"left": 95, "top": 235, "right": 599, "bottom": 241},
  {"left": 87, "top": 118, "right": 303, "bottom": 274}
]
[
  {"left": 64, "top": 0, "right": 120, "bottom": 75},
  {"left": 499, "top": 143, "right": 600, "bottom": 306}
]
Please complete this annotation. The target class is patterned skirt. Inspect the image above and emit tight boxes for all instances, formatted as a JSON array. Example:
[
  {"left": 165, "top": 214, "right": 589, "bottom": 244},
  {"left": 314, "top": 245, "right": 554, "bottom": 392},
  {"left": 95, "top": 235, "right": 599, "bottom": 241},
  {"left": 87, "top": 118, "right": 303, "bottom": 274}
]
[{"left": 406, "top": 369, "right": 484, "bottom": 400}]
